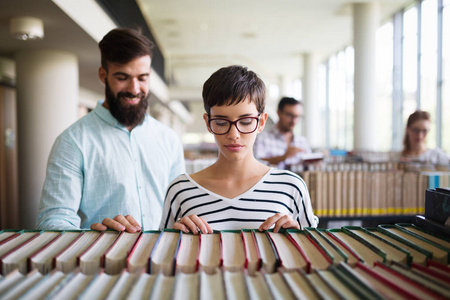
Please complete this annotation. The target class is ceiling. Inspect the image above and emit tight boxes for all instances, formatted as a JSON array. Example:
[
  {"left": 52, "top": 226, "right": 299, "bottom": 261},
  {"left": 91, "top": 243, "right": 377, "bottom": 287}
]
[{"left": 0, "top": 0, "right": 412, "bottom": 104}]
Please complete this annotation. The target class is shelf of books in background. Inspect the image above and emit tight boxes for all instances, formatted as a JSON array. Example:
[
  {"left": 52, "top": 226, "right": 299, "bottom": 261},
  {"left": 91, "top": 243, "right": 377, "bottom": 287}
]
[
  {"left": 1, "top": 223, "right": 449, "bottom": 299},
  {"left": 184, "top": 142, "right": 218, "bottom": 173},
  {"left": 294, "top": 150, "right": 450, "bottom": 220}
]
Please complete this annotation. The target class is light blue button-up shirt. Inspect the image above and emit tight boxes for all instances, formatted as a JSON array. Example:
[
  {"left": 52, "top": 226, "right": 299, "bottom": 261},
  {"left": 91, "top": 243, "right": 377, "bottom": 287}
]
[{"left": 37, "top": 101, "right": 185, "bottom": 230}]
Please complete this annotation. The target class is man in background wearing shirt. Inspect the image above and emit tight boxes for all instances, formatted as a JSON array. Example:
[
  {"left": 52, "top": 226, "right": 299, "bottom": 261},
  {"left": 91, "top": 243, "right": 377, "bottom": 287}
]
[
  {"left": 254, "top": 97, "right": 311, "bottom": 170},
  {"left": 37, "top": 28, "right": 185, "bottom": 232}
]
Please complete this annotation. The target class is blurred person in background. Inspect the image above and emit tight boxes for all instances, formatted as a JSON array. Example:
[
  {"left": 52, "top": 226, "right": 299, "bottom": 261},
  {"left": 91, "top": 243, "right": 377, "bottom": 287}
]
[{"left": 401, "top": 110, "right": 449, "bottom": 165}]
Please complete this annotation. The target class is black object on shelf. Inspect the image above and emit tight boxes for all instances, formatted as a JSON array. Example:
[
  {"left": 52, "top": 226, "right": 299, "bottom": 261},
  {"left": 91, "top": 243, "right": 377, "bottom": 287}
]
[
  {"left": 415, "top": 215, "right": 450, "bottom": 239},
  {"left": 425, "top": 188, "right": 450, "bottom": 225}
]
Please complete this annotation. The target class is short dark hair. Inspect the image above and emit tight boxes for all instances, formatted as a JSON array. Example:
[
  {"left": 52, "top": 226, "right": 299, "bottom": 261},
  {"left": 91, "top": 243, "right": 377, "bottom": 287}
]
[
  {"left": 99, "top": 28, "right": 155, "bottom": 70},
  {"left": 202, "top": 65, "right": 266, "bottom": 115},
  {"left": 278, "top": 97, "right": 302, "bottom": 111}
]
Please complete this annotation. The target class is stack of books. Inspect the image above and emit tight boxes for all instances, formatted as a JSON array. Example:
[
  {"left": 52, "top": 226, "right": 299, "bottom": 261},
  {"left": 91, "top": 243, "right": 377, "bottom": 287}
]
[{"left": 0, "top": 224, "right": 449, "bottom": 299}]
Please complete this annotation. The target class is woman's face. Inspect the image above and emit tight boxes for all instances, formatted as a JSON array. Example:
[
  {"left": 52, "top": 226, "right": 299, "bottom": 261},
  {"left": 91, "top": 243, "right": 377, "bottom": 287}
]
[
  {"left": 203, "top": 99, "right": 267, "bottom": 163},
  {"left": 407, "top": 119, "right": 430, "bottom": 147}
]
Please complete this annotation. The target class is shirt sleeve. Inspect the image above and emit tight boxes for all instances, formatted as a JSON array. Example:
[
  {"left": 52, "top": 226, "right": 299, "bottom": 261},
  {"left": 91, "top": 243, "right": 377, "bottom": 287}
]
[{"left": 36, "top": 134, "right": 83, "bottom": 230}]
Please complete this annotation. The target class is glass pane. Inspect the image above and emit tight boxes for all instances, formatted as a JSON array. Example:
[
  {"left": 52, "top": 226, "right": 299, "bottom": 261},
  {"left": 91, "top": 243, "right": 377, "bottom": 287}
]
[
  {"left": 442, "top": 1, "right": 450, "bottom": 153},
  {"left": 421, "top": 0, "right": 438, "bottom": 148},
  {"left": 376, "top": 22, "right": 393, "bottom": 151},
  {"left": 403, "top": 6, "right": 418, "bottom": 122}
]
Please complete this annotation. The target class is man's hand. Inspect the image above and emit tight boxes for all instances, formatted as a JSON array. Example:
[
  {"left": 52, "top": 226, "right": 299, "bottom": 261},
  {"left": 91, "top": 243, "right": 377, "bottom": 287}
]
[
  {"left": 258, "top": 213, "right": 300, "bottom": 233},
  {"left": 90, "top": 215, "right": 141, "bottom": 233},
  {"left": 285, "top": 146, "right": 304, "bottom": 159},
  {"left": 173, "top": 215, "right": 213, "bottom": 234}
]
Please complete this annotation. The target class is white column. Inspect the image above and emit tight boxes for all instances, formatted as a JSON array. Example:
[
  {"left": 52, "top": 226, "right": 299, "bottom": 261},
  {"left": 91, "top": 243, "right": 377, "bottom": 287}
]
[
  {"left": 353, "top": 2, "right": 379, "bottom": 151},
  {"left": 303, "top": 53, "right": 321, "bottom": 149},
  {"left": 15, "top": 49, "right": 78, "bottom": 229}
]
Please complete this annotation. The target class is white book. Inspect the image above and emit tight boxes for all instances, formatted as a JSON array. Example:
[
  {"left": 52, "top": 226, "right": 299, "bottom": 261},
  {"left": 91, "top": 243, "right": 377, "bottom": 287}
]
[
  {"left": 0, "top": 268, "right": 25, "bottom": 296},
  {"left": 126, "top": 272, "right": 157, "bottom": 299},
  {"left": 149, "top": 273, "right": 175, "bottom": 300},
  {"left": 221, "top": 231, "right": 246, "bottom": 272},
  {"left": 244, "top": 271, "right": 273, "bottom": 300},
  {"left": 104, "top": 231, "right": 140, "bottom": 275},
  {"left": 282, "top": 270, "right": 320, "bottom": 300},
  {"left": 306, "top": 272, "right": 341, "bottom": 300},
  {"left": 51, "top": 271, "right": 95, "bottom": 300},
  {"left": 223, "top": 270, "right": 249, "bottom": 300},
  {"left": 79, "top": 271, "right": 120, "bottom": 300},
  {"left": 0, "top": 230, "right": 20, "bottom": 243},
  {"left": 305, "top": 229, "right": 346, "bottom": 265},
  {"left": 200, "top": 269, "right": 225, "bottom": 300},
  {"left": 79, "top": 231, "right": 119, "bottom": 274},
  {"left": 287, "top": 231, "right": 331, "bottom": 271},
  {"left": 150, "top": 230, "right": 180, "bottom": 276},
  {"left": 253, "top": 231, "right": 277, "bottom": 273},
  {"left": 106, "top": 270, "right": 138, "bottom": 300},
  {"left": 21, "top": 270, "right": 67, "bottom": 300},
  {"left": 30, "top": 231, "right": 81, "bottom": 274},
  {"left": 1, "top": 231, "right": 60, "bottom": 275},
  {"left": 242, "top": 230, "right": 261, "bottom": 275},
  {"left": 0, "top": 231, "right": 40, "bottom": 260},
  {"left": 264, "top": 272, "right": 296, "bottom": 300},
  {"left": 55, "top": 231, "right": 101, "bottom": 273},
  {"left": 266, "top": 231, "right": 307, "bottom": 271},
  {"left": 0, "top": 269, "right": 43, "bottom": 299},
  {"left": 198, "top": 232, "right": 221, "bottom": 274},
  {"left": 127, "top": 231, "right": 160, "bottom": 273},
  {"left": 172, "top": 272, "right": 199, "bottom": 299},
  {"left": 176, "top": 233, "right": 199, "bottom": 274}
]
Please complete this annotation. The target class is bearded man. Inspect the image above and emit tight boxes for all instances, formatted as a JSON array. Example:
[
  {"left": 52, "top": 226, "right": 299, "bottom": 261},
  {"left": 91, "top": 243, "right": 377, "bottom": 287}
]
[
  {"left": 254, "top": 97, "right": 312, "bottom": 170},
  {"left": 37, "top": 28, "right": 185, "bottom": 231}
]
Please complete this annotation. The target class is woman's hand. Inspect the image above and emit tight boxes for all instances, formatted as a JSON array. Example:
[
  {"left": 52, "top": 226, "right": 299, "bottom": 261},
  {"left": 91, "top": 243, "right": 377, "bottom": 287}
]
[
  {"left": 90, "top": 215, "right": 141, "bottom": 233},
  {"left": 174, "top": 215, "right": 213, "bottom": 234},
  {"left": 258, "top": 213, "right": 300, "bottom": 233}
]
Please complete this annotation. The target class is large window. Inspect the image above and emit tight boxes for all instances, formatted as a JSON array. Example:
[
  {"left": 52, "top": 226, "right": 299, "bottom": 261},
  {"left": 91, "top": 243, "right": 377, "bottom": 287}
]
[
  {"left": 403, "top": 5, "right": 418, "bottom": 123},
  {"left": 327, "top": 49, "right": 354, "bottom": 150},
  {"left": 443, "top": 0, "right": 450, "bottom": 153},
  {"left": 321, "top": 0, "right": 448, "bottom": 153},
  {"left": 421, "top": 0, "right": 438, "bottom": 148},
  {"left": 376, "top": 22, "right": 394, "bottom": 151}
]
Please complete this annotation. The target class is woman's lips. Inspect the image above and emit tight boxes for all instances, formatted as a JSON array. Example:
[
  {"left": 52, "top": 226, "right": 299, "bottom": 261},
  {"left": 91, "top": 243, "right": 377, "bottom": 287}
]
[{"left": 225, "top": 144, "right": 243, "bottom": 152}]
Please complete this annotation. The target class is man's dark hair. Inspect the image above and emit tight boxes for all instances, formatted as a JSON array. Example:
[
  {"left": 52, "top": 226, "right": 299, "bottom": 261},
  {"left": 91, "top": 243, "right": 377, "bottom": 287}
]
[
  {"left": 278, "top": 97, "right": 302, "bottom": 111},
  {"left": 202, "top": 65, "right": 266, "bottom": 115},
  {"left": 99, "top": 28, "right": 155, "bottom": 70}
]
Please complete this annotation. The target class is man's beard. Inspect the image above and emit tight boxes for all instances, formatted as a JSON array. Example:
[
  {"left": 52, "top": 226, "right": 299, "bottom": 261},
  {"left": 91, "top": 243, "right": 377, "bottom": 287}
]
[{"left": 105, "top": 80, "right": 149, "bottom": 128}]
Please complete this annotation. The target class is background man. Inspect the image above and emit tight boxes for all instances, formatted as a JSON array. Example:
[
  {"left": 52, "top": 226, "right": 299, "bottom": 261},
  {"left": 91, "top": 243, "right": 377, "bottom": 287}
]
[
  {"left": 254, "top": 97, "right": 311, "bottom": 170},
  {"left": 37, "top": 28, "right": 185, "bottom": 232}
]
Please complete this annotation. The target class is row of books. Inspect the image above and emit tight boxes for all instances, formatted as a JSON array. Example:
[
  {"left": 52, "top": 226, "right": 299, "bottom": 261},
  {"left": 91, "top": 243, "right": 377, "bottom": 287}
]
[
  {"left": 0, "top": 223, "right": 449, "bottom": 278},
  {"left": 300, "top": 170, "right": 450, "bottom": 217},
  {"left": 1, "top": 260, "right": 449, "bottom": 300}
]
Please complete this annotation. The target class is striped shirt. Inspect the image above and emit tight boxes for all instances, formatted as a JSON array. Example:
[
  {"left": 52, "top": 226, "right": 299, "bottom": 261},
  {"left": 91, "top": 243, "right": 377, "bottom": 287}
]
[{"left": 160, "top": 168, "right": 318, "bottom": 231}]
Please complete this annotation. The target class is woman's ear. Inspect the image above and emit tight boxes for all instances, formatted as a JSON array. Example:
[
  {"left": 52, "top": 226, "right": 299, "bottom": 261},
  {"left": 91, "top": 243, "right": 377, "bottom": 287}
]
[
  {"left": 257, "top": 112, "right": 268, "bottom": 133},
  {"left": 203, "top": 113, "right": 212, "bottom": 133}
]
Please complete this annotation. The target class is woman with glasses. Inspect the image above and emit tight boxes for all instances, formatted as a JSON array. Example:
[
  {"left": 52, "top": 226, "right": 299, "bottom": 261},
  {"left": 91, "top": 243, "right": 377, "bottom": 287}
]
[
  {"left": 401, "top": 110, "right": 448, "bottom": 165},
  {"left": 159, "top": 65, "right": 318, "bottom": 234}
]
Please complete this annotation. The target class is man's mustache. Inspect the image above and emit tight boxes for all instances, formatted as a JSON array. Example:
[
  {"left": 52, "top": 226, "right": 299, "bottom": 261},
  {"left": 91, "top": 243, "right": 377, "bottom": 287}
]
[{"left": 118, "top": 92, "right": 145, "bottom": 98}]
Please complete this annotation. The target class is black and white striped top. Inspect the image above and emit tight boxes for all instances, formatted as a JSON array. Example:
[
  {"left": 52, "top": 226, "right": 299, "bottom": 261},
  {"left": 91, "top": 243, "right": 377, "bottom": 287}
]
[{"left": 159, "top": 168, "right": 318, "bottom": 231}]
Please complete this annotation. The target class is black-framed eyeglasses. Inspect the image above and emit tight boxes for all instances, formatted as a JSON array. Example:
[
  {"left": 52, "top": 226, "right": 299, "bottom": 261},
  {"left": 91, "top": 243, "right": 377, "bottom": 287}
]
[{"left": 208, "top": 114, "right": 261, "bottom": 135}]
